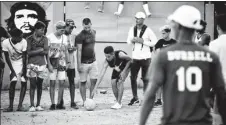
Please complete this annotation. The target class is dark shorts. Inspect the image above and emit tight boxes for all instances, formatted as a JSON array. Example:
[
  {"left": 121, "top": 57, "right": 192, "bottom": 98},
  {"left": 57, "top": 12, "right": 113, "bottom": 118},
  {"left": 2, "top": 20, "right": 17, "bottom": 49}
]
[
  {"left": 111, "top": 70, "right": 121, "bottom": 79},
  {"left": 66, "top": 68, "right": 75, "bottom": 78}
]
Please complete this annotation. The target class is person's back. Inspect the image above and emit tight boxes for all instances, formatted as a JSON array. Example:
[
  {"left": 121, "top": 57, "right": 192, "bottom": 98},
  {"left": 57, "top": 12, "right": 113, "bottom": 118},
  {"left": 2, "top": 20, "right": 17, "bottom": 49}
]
[{"left": 159, "top": 42, "right": 218, "bottom": 125}]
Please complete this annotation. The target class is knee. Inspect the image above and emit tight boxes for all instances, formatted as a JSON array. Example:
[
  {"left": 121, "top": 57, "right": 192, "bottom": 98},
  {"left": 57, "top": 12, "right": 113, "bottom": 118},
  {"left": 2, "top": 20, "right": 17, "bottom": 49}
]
[
  {"left": 130, "top": 76, "right": 137, "bottom": 81},
  {"left": 30, "top": 83, "right": 36, "bottom": 89},
  {"left": 50, "top": 81, "right": 55, "bottom": 87}
]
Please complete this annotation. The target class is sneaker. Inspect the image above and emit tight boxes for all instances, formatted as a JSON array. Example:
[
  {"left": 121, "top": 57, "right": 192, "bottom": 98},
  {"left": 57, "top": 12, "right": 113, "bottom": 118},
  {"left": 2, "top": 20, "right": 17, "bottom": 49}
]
[
  {"left": 111, "top": 103, "right": 118, "bottom": 109},
  {"left": 146, "top": 12, "right": 152, "bottom": 17},
  {"left": 3, "top": 107, "right": 13, "bottom": 112},
  {"left": 29, "top": 106, "right": 36, "bottom": 112},
  {"left": 154, "top": 100, "right": 162, "bottom": 106},
  {"left": 36, "top": 106, "right": 44, "bottom": 111},
  {"left": 111, "top": 103, "right": 122, "bottom": 109},
  {"left": 71, "top": 102, "right": 79, "bottom": 109},
  {"left": 49, "top": 104, "right": 56, "bottom": 110},
  {"left": 56, "top": 104, "right": 65, "bottom": 110},
  {"left": 128, "top": 98, "right": 139, "bottom": 106},
  {"left": 17, "top": 106, "right": 25, "bottom": 111}
]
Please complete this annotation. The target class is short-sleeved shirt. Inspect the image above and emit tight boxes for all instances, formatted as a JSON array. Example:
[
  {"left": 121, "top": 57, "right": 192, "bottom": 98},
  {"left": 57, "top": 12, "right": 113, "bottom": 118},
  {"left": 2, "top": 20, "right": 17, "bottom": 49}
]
[
  {"left": 156, "top": 42, "right": 222, "bottom": 125},
  {"left": 26, "top": 34, "right": 48, "bottom": 66},
  {"left": 75, "top": 30, "right": 96, "bottom": 63},
  {"left": 155, "top": 38, "right": 176, "bottom": 50},
  {"left": 66, "top": 34, "right": 76, "bottom": 69},
  {"left": 47, "top": 33, "right": 67, "bottom": 70},
  {"left": 2, "top": 38, "right": 27, "bottom": 65}
]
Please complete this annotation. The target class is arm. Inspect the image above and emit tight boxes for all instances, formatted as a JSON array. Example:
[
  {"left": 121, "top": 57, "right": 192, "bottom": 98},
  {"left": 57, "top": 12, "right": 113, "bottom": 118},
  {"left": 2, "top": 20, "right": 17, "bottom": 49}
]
[
  {"left": 75, "top": 34, "right": 83, "bottom": 72},
  {"left": 27, "top": 48, "right": 44, "bottom": 57},
  {"left": 139, "top": 52, "right": 164, "bottom": 125},
  {"left": 21, "top": 51, "right": 27, "bottom": 77},
  {"left": 77, "top": 44, "right": 82, "bottom": 72},
  {"left": 127, "top": 27, "right": 134, "bottom": 45},
  {"left": 2, "top": 40, "right": 16, "bottom": 75},
  {"left": 143, "top": 28, "right": 158, "bottom": 47},
  {"left": 118, "top": 52, "right": 131, "bottom": 74},
  {"left": 40, "top": 37, "right": 49, "bottom": 55},
  {"left": 94, "top": 60, "right": 109, "bottom": 91},
  {"left": 21, "top": 39, "right": 27, "bottom": 77},
  {"left": 211, "top": 56, "right": 226, "bottom": 124},
  {"left": 46, "top": 38, "right": 53, "bottom": 72},
  {"left": 3, "top": 52, "right": 16, "bottom": 75}
]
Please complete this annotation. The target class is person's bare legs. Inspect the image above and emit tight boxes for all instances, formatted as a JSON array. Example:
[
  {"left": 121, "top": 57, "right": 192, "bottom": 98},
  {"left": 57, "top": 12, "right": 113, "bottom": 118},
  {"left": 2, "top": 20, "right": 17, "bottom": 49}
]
[
  {"left": 29, "top": 78, "right": 36, "bottom": 107},
  {"left": 98, "top": 1, "right": 104, "bottom": 13},
  {"left": 89, "top": 79, "right": 97, "bottom": 99},
  {"left": 80, "top": 81, "right": 87, "bottom": 105},
  {"left": 5, "top": 81, "right": 17, "bottom": 111},
  {"left": 117, "top": 80, "right": 124, "bottom": 104},
  {"left": 18, "top": 81, "right": 27, "bottom": 110},
  {"left": 57, "top": 80, "right": 65, "bottom": 105},
  {"left": 49, "top": 80, "right": 56, "bottom": 105},
  {"left": 36, "top": 77, "right": 44, "bottom": 107},
  {"left": 111, "top": 79, "right": 118, "bottom": 101}
]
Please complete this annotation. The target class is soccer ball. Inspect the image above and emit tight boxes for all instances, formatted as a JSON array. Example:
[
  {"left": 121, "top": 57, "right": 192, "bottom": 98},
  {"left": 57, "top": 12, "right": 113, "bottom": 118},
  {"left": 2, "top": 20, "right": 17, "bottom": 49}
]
[{"left": 84, "top": 99, "right": 96, "bottom": 111}]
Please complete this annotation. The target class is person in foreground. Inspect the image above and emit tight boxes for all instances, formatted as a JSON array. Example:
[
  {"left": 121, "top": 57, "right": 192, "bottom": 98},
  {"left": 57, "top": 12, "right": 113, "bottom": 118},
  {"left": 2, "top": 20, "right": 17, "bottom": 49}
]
[
  {"left": 139, "top": 5, "right": 226, "bottom": 125},
  {"left": 91, "top": 46, "right": 131, "bottom": 109}
]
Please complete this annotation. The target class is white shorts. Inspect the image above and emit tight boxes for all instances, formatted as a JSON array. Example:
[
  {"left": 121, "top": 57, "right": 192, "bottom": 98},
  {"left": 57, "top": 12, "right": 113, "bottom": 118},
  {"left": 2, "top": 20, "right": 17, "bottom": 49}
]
[
  {"left": 79, "top": 61, "right": 98, "bottom": 82},
  {"left": 10, "top": 63, "right": 26, "bottom": 82},
  {"left": 49, "top": 69, "right": 66, "bottom": 80}
]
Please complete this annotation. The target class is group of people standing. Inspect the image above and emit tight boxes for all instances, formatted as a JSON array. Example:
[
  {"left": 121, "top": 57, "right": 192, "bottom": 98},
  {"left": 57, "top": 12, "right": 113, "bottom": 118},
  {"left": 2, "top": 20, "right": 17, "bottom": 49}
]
[{"left": 0, "top": 9, "right": 176, "bottom": 112}]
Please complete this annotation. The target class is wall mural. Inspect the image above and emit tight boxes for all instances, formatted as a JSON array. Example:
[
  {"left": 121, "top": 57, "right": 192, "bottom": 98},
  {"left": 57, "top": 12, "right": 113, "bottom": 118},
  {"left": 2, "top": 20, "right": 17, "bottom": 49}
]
[{"left": 3, "top": 2, "right": 51, "bottom": 38}]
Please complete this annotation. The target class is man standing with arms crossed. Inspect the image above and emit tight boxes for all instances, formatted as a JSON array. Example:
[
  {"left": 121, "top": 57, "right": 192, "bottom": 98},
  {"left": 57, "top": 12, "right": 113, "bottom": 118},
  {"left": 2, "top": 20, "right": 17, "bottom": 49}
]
[
  {"left": 127, "top": 12, "right": 157, "bottom": 105},
  {"left": 76, "top": 18, "right": 98, "bottom": 105}
]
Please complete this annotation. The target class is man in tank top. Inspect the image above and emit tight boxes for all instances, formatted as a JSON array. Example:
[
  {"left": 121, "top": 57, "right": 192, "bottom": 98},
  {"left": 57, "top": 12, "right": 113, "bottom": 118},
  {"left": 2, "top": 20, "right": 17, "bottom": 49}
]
[{"left": 91, "top": 46, "right": 131, "bottom": 109}]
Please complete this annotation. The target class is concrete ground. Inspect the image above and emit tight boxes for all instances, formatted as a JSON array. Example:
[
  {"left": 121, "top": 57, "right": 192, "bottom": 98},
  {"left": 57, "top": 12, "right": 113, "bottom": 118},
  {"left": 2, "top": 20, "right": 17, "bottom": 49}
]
[{"left": 1, "top": 88, "right": 162, "bottom": 125}]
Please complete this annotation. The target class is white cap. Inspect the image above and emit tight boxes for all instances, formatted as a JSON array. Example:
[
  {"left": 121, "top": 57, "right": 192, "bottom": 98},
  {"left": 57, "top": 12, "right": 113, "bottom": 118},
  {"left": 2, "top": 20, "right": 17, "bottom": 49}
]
[
  {"left": 135, "top": 12, "right": 146, "bottom": 19},
  {"left": 168, "top": 5, "right": 203, "bottom": 30}
]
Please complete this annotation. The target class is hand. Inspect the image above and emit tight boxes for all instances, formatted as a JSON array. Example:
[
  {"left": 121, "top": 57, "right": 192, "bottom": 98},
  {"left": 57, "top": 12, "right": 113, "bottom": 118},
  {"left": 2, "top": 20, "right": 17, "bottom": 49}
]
[
  {"left": 136, "top": 38, "right": 144, "bottom": 44},
  {"left": 131, "top": 37, "right": 138, "bottom": 43},
  {"left": 10, "top": 70, "right": 17, "bottom": 80},
  {"left": 48, "top": 64, "right": 54, "bottom": 73},
  {"left": 91, "top": 89, "right": 96, "bottom": 98},
  {"left": 77, "top": 65, "right": 82, "bottom": 73},
  {"left": 114, "top": 12, "right": 121, "bottom": 17},
  {"left": 66, "top": 62, "right": 70, "bottom": 70},
  {"left": 119, "top": 72, "right": 126, "bottom": 81}
]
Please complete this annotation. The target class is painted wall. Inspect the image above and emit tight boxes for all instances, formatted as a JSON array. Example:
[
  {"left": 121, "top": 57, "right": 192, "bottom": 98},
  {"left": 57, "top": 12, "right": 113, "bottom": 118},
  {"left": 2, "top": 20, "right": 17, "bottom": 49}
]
[{"left": 1, "top": 2, "right": 208, "bottom": 89}]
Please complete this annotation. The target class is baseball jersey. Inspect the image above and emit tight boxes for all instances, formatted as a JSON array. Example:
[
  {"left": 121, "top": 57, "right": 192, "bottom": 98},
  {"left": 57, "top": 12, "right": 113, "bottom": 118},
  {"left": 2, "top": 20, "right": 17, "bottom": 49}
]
[{"left": 153, "top": 42, "right": 225, "bottom": 125}]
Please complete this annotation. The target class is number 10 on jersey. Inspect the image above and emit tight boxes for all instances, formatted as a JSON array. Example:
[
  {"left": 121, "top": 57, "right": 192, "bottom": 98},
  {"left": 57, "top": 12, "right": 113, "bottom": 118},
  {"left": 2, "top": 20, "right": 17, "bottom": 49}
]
[{"left": 176, "top": 66, "right": 202, "bottom": 92}]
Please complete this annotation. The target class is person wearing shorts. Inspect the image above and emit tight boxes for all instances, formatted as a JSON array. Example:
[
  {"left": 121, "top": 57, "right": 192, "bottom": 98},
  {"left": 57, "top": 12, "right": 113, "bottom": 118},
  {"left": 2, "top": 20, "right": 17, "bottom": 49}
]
[
  {"left": 92, "top": 46, "right": 131, "bottom": 109},
  {"left": 64, "top": 19, "right": 79, "bottom": 109},
  {"left": 2, "top": 28, "right": 27, "bottom": 112},
  {"left": 26, "top": 21, "right": 49, "bottom": 112},
  {"left": 75, "top": 18, "right": 98, "bottom": 104},
  {"left": 47, "top": 21, "right": 69, "bottom": 110}
]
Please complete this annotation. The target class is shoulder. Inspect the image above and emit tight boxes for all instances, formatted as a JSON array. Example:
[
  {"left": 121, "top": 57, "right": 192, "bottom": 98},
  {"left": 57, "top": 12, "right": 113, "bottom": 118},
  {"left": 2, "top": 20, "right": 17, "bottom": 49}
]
[
  {"left": 209, "top": 39, "right": 219, "bottom": 48},
  {"left": 26, "top": 35, "right": 33, "bottom": 41},
  {"left": 2, "top": 38, "right": 9, "bottom": 45},
  {"left": 22, "top": 38, "right": 27, "bottom": 44},
  {"left": 92, "top": 30, "right": 96, "bottom": 34},
  {"left": 47, "top": 33, "right": 53, "bottom": 39}
]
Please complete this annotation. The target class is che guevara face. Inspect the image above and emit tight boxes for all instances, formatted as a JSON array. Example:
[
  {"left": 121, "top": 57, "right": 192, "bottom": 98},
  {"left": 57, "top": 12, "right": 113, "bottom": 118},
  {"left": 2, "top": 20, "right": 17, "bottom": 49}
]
[{"left": 14, "top": 9, "right": 38, "bottom": 33}]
